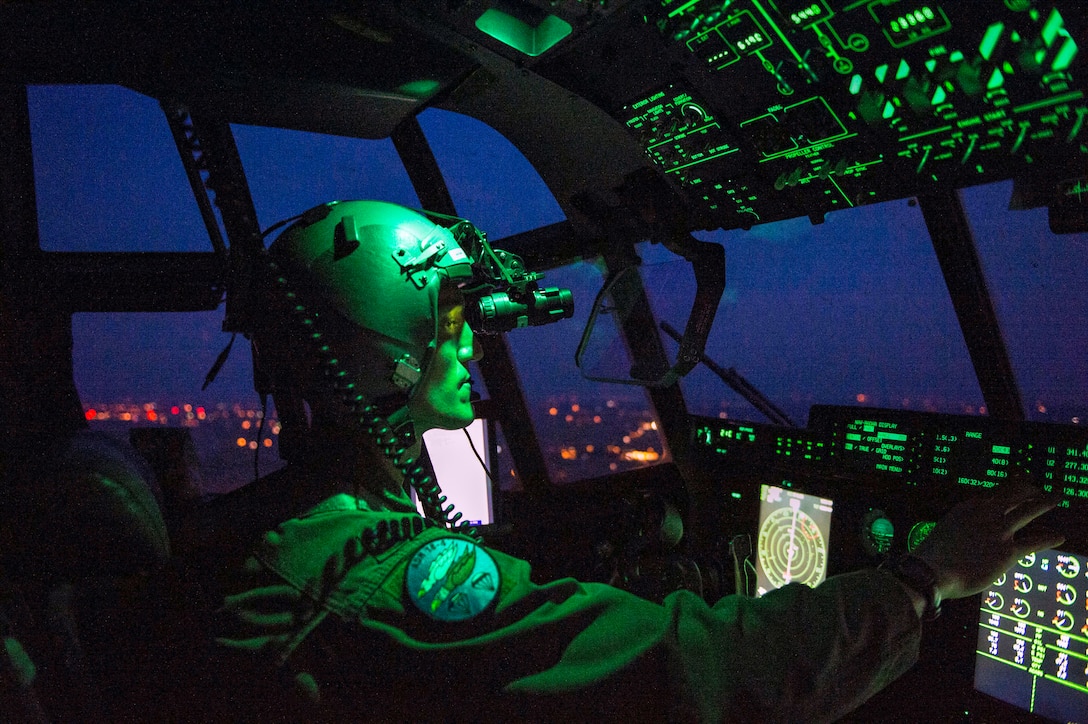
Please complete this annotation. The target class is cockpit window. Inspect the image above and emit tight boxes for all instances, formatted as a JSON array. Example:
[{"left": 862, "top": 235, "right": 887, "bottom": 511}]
[
  {"left": 73, "top": 310, "right": 282, "bottom": 496},
  {"left": 648, "top": 199, "right": 985, "bottom": 427},
  {"left": 231, "top": 124, "right": 419, "bottom": 227},
  {"left": 506, "top": 259, "right": 673, "bottom": 484},
  {"left": 416, "top": 108, "right": 563, "bottom": 238},
  {"left": 29, "top": 84, "right": 206, "bottom": 252},
  {"left": 417, "top": 108, "right": 671, "bottom": 484},
  {"left": 964, "top": 181, "right": 1088, "bottom": 424}
]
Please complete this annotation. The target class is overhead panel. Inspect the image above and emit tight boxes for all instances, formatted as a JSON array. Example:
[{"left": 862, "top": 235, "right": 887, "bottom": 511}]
[{"left": 611, "top": 0, "right": 1087, "bottom": 229}]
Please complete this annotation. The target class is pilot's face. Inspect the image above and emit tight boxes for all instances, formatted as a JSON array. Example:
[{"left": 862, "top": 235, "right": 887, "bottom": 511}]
[{"left": 409, "top": 292, "right": 479, "bottom": 432}]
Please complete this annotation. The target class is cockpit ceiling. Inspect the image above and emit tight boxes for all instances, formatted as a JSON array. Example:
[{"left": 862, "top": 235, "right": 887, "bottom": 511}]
[{"left": 2, "top": 1, "right": 1085, "bottom": 234}]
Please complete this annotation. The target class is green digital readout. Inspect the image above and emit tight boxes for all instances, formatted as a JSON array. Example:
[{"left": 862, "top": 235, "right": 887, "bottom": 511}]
[
  {"left": 774, "top": 432, "right": 826, "bottom": 462},
  {"left": 868, "top": 3, "right": 951, "bottom": 49},
  {"left": 1043, "top": 444, "right": 1088, "bottom": 506},
  {"left": 693, "top": 421, "right": 758, "bottom": 457},
  {"left": 810, "top": 405, "right": 1088, "bottom": 512},
  {"left": 841, "top": 418, "right": 911, "bottom": 476},
  {"left": 928, "top": 428, "right": 1016, "bottom": 491}
]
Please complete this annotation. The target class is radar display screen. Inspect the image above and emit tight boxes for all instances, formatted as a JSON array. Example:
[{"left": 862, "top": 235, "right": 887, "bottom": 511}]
[
  {"left": 975, "top": 548, "right": 1088, "bottom": 723},
  {"left": 755, "top": 484, "right": 833, "bottom": 595}
]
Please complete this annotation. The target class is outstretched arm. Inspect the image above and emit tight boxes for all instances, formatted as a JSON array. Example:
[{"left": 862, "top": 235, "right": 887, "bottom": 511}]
[{"left": 902, "top": 484, "right": 1066, "bottom": 616}]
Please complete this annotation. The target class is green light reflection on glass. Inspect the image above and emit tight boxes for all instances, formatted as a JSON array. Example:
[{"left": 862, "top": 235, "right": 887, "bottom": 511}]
[
  {"left": 475, "top": 9, "right": 572, "bottom": 57},
  {"left": 907, "top": 520, "right": 937, "bottom": 551},
  {"left": 398, "top": 80, "right": 441, "bottom": 97}
]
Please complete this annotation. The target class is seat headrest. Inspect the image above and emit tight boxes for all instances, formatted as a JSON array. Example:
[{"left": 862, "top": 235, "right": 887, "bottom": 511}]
[{"left": 10, "top": 431, "right": 170, "bottom": 577}]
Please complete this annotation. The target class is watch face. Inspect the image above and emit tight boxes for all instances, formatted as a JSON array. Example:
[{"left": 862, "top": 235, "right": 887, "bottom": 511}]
[{"left": 406, "top": 537, "right": 500, "bottom": 622}]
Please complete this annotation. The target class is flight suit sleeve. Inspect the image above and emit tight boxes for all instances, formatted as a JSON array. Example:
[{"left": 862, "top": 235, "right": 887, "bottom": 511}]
[
  {"left": 217, "top": 513, "right": 921, "bottom": 723},
  {"left": 467, "top": 549, "right": 922, "bottom": 722}
]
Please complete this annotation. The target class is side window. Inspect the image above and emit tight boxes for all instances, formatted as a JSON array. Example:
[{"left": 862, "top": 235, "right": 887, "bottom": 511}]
[
  {"left": 649, "top": 200, "right": 984, "bottom": 426},
  {"left": 73, "top": 311, "right": 278, "bottom": 496},
  {"left": 29, "top": 85, "right": 206, "bottom": 252},
  {"left": 231, "top": 124, "right": 420, "bottom": 227},
  {"left": 419, "top": 108, "right": 671, "bottom": 483},
  {"left": 31, "top": 85, "right": 424, "bottom": 496},
  {"left": 963, "top": 181, "right": 1088, "bottom": 424}
]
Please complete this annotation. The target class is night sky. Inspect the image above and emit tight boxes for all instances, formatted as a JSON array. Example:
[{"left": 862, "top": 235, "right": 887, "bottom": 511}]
[{"left": 27, "top": 83, "right": 1088, "bottom": 428}]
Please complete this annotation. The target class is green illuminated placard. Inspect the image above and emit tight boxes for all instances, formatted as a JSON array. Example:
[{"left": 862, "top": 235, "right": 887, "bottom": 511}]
[
  {"left": 643, "top": 0, "right": 1088, "bottom": 229},
  {"left": 740, "top": 96, "right": 849, "bottom": 162}
]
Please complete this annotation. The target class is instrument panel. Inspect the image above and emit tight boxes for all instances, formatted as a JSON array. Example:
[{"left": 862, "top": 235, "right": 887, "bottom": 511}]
[
  {"left": 695, "top": 405, "right": 1088, "bottom": 527},
  {"left": 690, "top": 406, "right": 1087, "bottom": 720}
]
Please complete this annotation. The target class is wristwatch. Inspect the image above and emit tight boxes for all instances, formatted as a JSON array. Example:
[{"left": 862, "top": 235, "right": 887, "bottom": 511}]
[{"left": 881, "top": 554, "right": 942, "bottom": 621}]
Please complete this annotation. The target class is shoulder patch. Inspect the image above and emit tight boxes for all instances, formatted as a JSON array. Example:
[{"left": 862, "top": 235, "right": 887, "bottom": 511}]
[{"left": 406, "top": 537, "right": 500, "bottom": 622}]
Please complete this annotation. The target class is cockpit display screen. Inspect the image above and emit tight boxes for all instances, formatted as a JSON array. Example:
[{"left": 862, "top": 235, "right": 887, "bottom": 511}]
[
  {"left": 837, "top": 415, "right": 915, "bottom": 480},
  {"left": 420, "top": 419, "right": 494, "bottom": 527},
  {"left": 755, "top": 485, "right": 833, "bottom": 596},
  {"left": 808, "top": 406, "right": 1088, "bottom": 516},
  {"left": 974, "top": 548, "right": 1088, "bottom": 723}
]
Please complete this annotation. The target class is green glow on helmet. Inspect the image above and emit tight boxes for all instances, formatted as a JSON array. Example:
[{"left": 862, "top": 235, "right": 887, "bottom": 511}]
[{"left": 475, "top": 9, "right": 572, "bottom": 57}]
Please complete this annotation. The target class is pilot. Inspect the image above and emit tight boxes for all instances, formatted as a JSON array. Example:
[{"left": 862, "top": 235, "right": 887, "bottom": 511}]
[{"left": 214, "top": 200, "right": 1064, "bottom": 722}]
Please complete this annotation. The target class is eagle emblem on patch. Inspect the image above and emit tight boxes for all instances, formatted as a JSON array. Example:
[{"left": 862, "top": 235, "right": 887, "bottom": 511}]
[{"left": 406, "top": 537, "right": 500, "bottom": 622}]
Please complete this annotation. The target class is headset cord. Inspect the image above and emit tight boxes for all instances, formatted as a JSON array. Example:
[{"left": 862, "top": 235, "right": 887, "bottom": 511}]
[{"left": 268, "top": 256, "right": 478, "bottom": 540}]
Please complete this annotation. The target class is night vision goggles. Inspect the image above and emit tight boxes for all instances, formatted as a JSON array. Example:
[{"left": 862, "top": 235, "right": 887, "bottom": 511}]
[{"left": 415, "top": 210, "right": 574, "bottom": 334}]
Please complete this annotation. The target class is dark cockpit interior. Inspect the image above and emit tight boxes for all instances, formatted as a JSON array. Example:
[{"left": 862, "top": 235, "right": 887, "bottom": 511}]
[{"left": 0, "top": 1, "right": 1086, "bottom": 721}]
